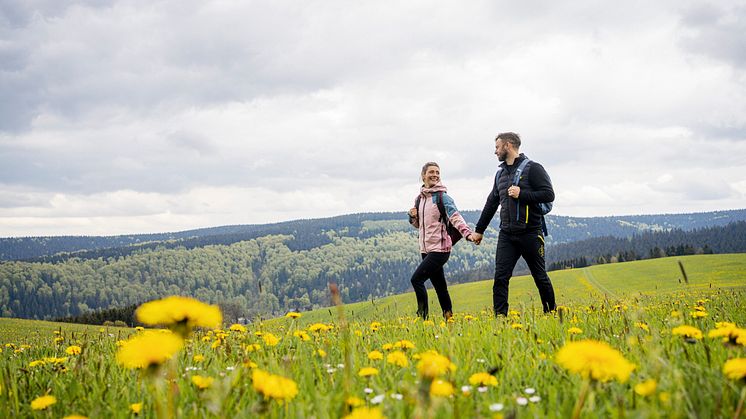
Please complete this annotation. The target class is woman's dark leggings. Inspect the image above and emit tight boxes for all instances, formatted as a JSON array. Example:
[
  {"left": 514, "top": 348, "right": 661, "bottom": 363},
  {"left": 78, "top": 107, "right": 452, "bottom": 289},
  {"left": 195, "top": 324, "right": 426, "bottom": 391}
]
[{"left": 410, "top": 252, "right": 451, "bottom": 319}]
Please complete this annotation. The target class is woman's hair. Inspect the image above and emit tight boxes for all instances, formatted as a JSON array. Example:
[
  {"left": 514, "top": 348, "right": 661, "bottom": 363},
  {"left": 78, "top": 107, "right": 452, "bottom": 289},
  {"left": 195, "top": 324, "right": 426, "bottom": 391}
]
[{"left": 421, "top": 161, "right": 440, "bottom": 179}]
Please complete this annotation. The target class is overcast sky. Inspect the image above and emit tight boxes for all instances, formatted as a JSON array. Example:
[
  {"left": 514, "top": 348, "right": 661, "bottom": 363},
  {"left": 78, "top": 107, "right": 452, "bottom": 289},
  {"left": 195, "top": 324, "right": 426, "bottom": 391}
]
[{"left": 1, "top": 1, "right": 745, "bottom": 237}]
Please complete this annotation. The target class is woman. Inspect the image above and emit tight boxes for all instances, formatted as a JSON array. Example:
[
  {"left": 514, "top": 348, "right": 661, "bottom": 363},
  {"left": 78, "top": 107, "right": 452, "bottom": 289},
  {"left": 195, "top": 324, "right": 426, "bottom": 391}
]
[{"left": 408, "top": 162, "right": 474, "bottom": 320}]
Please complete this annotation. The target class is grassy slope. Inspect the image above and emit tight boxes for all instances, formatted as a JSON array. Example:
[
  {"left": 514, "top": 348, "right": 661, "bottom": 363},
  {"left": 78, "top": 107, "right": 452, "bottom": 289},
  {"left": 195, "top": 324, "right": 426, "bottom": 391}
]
[
  {"left": 292, "top": 253, "right": 746, "bottom": 324},
  {"left": 1, "top": 254, "right": 744, "bottom": 339}
]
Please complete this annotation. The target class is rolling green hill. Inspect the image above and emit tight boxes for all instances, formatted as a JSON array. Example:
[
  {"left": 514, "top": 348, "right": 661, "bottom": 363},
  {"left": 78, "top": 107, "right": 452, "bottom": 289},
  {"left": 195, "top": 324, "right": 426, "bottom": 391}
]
[{"left": 290, "top": 253, "right": 746, "bottom": 324}]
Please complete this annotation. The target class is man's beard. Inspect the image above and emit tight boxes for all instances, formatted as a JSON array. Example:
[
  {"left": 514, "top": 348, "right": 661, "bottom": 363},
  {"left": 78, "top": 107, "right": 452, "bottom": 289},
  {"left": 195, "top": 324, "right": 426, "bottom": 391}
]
[{"left": 497, "top": 151, "right": 507, "bottom": 161}]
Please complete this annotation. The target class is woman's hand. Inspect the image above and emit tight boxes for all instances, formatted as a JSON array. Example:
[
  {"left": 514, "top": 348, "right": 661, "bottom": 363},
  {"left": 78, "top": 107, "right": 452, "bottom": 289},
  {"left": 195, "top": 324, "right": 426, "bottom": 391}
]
[{"left": 408, "top": 208, "right": 418, "bottom": 218}]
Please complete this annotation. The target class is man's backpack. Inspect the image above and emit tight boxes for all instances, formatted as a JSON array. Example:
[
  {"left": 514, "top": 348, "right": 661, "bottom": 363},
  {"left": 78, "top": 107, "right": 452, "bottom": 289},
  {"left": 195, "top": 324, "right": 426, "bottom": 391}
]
[
  {"left": 414, "top": 191, "right": 463, "bottom": 245},
  {"left": 495, "top": 158, "right": 553, "bottom": 235}
]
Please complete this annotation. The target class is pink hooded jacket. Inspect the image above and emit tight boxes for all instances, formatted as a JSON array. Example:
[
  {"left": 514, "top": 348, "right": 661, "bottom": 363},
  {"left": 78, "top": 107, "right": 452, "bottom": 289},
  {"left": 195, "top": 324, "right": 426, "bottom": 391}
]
[{"left": 409, "top": 183, "right": 473, "bottom": 253}]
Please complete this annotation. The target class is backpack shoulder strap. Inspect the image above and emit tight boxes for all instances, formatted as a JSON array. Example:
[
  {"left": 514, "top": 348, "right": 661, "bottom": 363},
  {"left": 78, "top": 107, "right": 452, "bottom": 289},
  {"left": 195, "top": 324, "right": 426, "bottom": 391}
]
[
  {"left": 436, "top": 191, "right": 448, "bottom": 224},
  {"left": 514, "top": 158, "right": 531, "bottom": 185}
]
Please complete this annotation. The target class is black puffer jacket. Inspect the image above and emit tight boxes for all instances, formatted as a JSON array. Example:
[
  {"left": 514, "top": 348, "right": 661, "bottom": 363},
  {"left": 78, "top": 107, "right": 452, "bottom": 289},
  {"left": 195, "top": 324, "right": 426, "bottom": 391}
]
[{"left": 475, "top": 154, "right": 554, "bottom": 234}]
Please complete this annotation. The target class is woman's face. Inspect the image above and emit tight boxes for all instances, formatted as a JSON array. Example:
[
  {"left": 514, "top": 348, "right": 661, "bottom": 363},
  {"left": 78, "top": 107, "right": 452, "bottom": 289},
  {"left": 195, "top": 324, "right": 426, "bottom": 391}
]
[{"left": 422, "top": 165, "right": 440, "bottom": 187}]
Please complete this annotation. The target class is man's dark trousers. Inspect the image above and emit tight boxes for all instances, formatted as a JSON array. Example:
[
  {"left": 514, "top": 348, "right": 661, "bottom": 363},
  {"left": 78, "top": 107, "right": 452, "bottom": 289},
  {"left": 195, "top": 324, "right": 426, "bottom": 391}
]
[{"left": 494, "top": 229, "right": 556, "bottom": 316}]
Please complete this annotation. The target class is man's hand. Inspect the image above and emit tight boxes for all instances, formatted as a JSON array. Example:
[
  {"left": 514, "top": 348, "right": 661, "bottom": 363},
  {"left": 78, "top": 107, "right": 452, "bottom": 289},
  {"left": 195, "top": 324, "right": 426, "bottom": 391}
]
[
  {"left": 408, "top": 208, "right": 418, "bottom": 218},
  {"left": 508, "top": 185, "right": 521, "bottom": 199},
  {"left": 470, "top": 232, "right": 483, "bottom": 245}
]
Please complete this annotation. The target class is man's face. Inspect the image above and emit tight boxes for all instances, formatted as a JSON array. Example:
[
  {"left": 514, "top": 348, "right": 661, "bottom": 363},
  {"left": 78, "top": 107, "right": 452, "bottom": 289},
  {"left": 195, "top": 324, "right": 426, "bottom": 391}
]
[
  {"left": 495, "top": 139, "right": 509, "bottom": 162},
  {"left": 422, "top": 165, "right": 440, "bottom": 187}
]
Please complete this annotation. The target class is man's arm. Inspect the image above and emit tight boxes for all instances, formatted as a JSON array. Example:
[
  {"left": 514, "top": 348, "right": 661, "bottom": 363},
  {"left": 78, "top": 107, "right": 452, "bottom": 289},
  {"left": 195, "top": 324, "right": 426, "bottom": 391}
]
[
  {"left": 519, "top": 162, "right": 554, "bottom": 204},
  {"left": 475, "top": 181, "right": 500, "bottom": 234}
]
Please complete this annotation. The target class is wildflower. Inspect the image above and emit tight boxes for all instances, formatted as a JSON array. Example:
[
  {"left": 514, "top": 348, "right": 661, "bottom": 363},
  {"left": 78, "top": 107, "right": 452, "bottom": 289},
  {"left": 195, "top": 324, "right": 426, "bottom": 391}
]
[
  {"left": 423, "top": 320, "right": 435, "bottom": 326},
  {"left": 135, "top": 326, "right": 145, "bottom": 332},
  {"left": 308, "top": 323, "right": 332, "bottom": 333},
  {"left": 368, "top": 350, "right": 384, "bottom": 361},
  {"left": 136, "top": 296, "right": 222, "bottom": 335},
  {"left": 316, "top": 349, "right": 327, "bottom": 358},
  {"left": 386, "top": 351, "right": 408, "bottom": 368},
  {"left": 130, "top": 403, "right": 143, "bottom": 414},
  {"left": 516, "top": 397, "right": 528, "bottom": 406},
  {"left": 191, "top": 375, "right": 214, "bottom": 390},
  {"left": 708, "top": 323, "right": 746, "bottom": 346},
  {"left": 469, "top": 372, "right": 498, "bottom": 387},
  {"left": 529, "top": 396, "right": 541, "bottom": 403},
  {"left": 568, "top": 327, "right": 583, "bottom": 335},
  {"left": 344, "top": 407, "right": 384, "bottom": 419},
  {"left": 672, "top": 325, "right": 703, "bottom": 340},
  {"left": 430, "top": 379, "right": 455, "bottom": 397},
  {"left": 262, "top": 333, "right": 280, "bottom": 346},
  {"left": 461, "top": 385, "right": 472, "bottom": 395},
  {"left": 463, "top": 314, "right": 477, "bottom": 321},
  {"left": 636, "top": 322, "right": 650, "bottom": 332},
  {"left": 54, "top": 337, "right": 64, "bottom": 344},
  {"left": 370, "top": 394, "right": 385, "bottom": 404},
  {"left": 65, "top": 345, "right": 82, "bottom": 355},
  {"left": 370, "top": 322, "right": 382, "bottom": 331},
  {"left": 285, "top": 312, "right": 302, "bottom": 319},
  {"left": 555, "top": 340, "right": 635, "bottom": 383},
  {"left": 62, "top": 415, "right": 88, "bottom": 419},
  {"left": 29, "top": 360, "right": 46, "bottom": 368},
  {"left": 689, "top": 310, "right": 707, "bottom": 319},
  {"left": 489, "top": 403, "right": 504, "bottom": 412},
  {"left": 393, "top": 340, "right": 415, "bottom": 350},
  {"left": 193, "top": 354, "right": 205, "bottom": 362},
  {"left": 381, "top": 343, "right": 394, "bottom": 351},
  {"left": 346, "top": 396, "right": 365, "bottom": 408},
  {"left": 245, "top": 343, "right": 261, "bottom": 353},
  {"left": 659, "top": 392, "right": 671, "bottom": 403},
  {"left": 723, "top": 358, "right": 746, "bottom": 381},
  {"left": 511, "top": 323, "right": 523, "bottom": 330},
  {"left": 293, "top": 330, "right": 311, "bottom": 341},
  {"left": 116, "top": 331, "right": 184, "bottom": 369},
  {"left": 30, "top": 395, "right": 56, "bottom": 410},
  {"left": 243, "top": 359, "right": 258, "bottom": 369},
  {"left": 251, "top": 369, "right": 298, "bottom": 402},
  {"left": 211, "top": 339, "right": 222, "bottom": 349},
  {"left": 229, "top": 324, "right": 247, "bottom": 333},
  {"left": 524, "top": 388, "right": 536, "bottom": 394},
  {"left": 670, "top": 310, "right": 681, "bottom": 317},
  {"left": 634, "top": 379, "right": 657, "bottom": 396},
  {"left": 416, "top": 351, "right": 456, "bottom": 378},
  {"left": 358, "top": 367, "right": 379, "bottom": 377}
]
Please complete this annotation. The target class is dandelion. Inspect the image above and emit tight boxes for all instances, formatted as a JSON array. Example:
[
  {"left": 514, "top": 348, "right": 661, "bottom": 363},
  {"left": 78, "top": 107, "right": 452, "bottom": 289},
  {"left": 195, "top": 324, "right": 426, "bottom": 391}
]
[
  {"left": 293, "top": 330, "right": 311, "bottom": 341},
  {"left": 568, "top": 327, "right": 583, "bottom": 335},
  {"left": 316, "top": 349, "right": 327, "bottom": 358},
  {"left": 308, "top": 323, "right": 332, "bottom": 333},
  {"left": 430, "top": 379, "right": 455, "bottom": 397},
  {"left": 251, "top": 369, "right": 298, "bottom": 402},
  {"left": 382, "top": 343, "right": 394, "bottom": 351},
  {"left": 262, "top": 333, "right": 280, "bottom": 346},
  {"left": 511, "top": 323, "right": 523, "bottom": 330},
  {"left": 690, "top": 310, "right": 707, "bottom": 319},
  {"left": 386, "top": 351, "right": 408, "bottom": 368},
  {"left": 723, "top": 358, "right": 746, "bottom": 381},
  {"left": 672, "top": 325, "right": 703, "bottom": 341},
  {"left": 191, "top": 375, "right": 214, "bottom": 390},
  {"left": 29, "top": 360, "right": 45, "bottom": 368},
  {"left": 634, "top": 379, "right": 657, "bottom": 396},
  {"left": 136, "top": 296, "right": 222, "bottom": 337},
  {"left": 193, "top": 354, "right": 205, "bottom": 363},
  {"left": 358, "top": 367, "right": 379, "bottom": 377},
  {"left": 555, "top": 340, "right": 635, "bottom": 383},
  {"left": 394, "top": 339, "right": 416, "bottom": 350},
  {"left": 65, "top": 345, "right": 82, "bottom": 355},
  {"left": 344, "top": 407, "right": 385, "bottom": 419},
  {"left": 135, "top": 326, "right": 145, "bottom": 332},
  {"left": 463, "top": 314, "right": 477, "bottom": 321},
  {"left": 708, "top": 323, "right": 746, "bottom": 346},
  {"left": 285, "top": 312, "right": 302, "bottom": 319},
  {"left": 370, "top": 321, "right": 382, "bottom": 331},
  {"left": 62, "top": 415, "right": 88, "bottom": 419},
  {"left": 636, "top": 322, "right": 650, "bottom": 332},
  {"left": 368, "top": 350, "right": 384, "bottom": 361},
  {"left": 346, "top": 396, "right": 365, "bottom": 408},
  {"left": 416, "top": 351, "right": 456, "bottom": 378},
  {"left": 129, "top": 403, "right": 143, "bottom": 415},
  {"left": 54, "top": 337, "right": 64, "bottom": 344},
  {"left": 469, "top": 372, "right": 498, "bottom": 387},
  {"left": 229, "top": 324, "right": 247, "bottom": 333},
  {"left": 116, "top": 331, "right": 184, "bottom": 370},
  {"left": 245, "top": 343, "right": 261, "bottom": 353},
  {"left": 30, "top": 395, "right": 56, "bottom": 410},
  {"left": 423, "top": 320, "right": 435, "bottom": 327}
]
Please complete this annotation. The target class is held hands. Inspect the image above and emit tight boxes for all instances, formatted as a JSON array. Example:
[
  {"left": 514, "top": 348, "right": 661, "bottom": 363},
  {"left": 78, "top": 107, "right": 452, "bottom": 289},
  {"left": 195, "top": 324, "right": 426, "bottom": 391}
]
[
  {"left": 507, "top": 185, "right": 520, "bottom": 199},
  {"left": 468, "top": 232, "right": 483, "bottom": 245},
  {"left": 408, "top": 207, "right": 418, "bottom": 218}
]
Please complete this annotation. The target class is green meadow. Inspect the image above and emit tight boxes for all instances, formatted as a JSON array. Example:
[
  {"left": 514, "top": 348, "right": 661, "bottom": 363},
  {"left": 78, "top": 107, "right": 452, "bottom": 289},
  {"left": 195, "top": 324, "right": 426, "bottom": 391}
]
[{"left": 0, "top": 253, "right": 745, "bottom": 418}]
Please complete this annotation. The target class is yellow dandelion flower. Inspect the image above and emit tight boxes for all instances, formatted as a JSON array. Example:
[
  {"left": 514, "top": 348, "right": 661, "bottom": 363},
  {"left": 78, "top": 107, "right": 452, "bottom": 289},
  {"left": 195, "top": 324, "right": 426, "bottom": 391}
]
[
  {"left": 136, "top": 296, "right": 222, "bottom": 331},
  {"left": 293, "top": 330, "right": 311, "bottom": 341},
  {"left": 511, "top": 323, "right": 523, "bottom": 330},
  {"left": 555, "top": 339, "right": 635, "bottom": 383},
  {"left": 62, "top": 415, "right": 88, "bottom": 419},
  {"left": 659, "top": 392, "right": 671, "bottom": 403},
  {"left": 468, "top": 372, "right": 498, "bottom": 387},
  {"left": 354, "top": 330, "right": 363, "bottom": 337},
  {"left": 670, "top": 310, "right": 681, "bottom": 317},
  {"left": 672, "top": 325, "right": 703, "bottom": 340},
  {"left": 316, "top": 349, "right": 327, "bottom": 358},
  {"left": 344, "top": 407, "right": 385, "bottom": 419},
  {"left": 211, "top": 339, "right": 222, "bottom": 349},
  {"left": 193, "top": 354, "right": 205, "bottom": 363},
  {"left": 423, "top": 320, "right": 434, "bottom": 327},
  {"left": 116, "top": 331, "right": 184, "bottom": 369},
  {"left": 345, "top": 396, "right": 365, "bottom": 408},
  {"left": 30, "top": 395, "right": 56, "bottom": 410},
  {"left": 463, "top": 314, "right": 477, "bottom": 321},
  {"left": 382, "top": 343, "right": 394, "bottom": 351},
  {"left": 386, "top": 350, "right": 408, "bottom": 368},
  {"left": 65, "top": 345, "right": 82, "bottom": 355},
  {"left": 568, "top": 327, "right": 583, "bottom": 335},
  {"left": 245, "top": 343, "right": 261, "bottom": 353},
  {"left": 285, "top": 312, "right": 302, "bottom": 319},
  {"left": 370, "top": 321, "right": 382, "bottom": 331},
  {"left": 430, "top": 379, "right": 455, "bottom": 397},
  {"left": 358, "top": 367, "right": 379, "bottom": 377},
  {"left": 634, "top": 379, "right": 657, "bottom": 396},
  {"left": 191, "top": 375, "right": 214, "bottom": 390},
  {"left": 368, "top": 350, "right": 384, "bottom": 361},
  {"left": 308, "top": 323, "right": 332, "bottom": 333},
  {"left": 689, "top": 310, "right": 707, "bottom": 319},
  {"left": 636, "top": 322, "right": 650, "bottom": 332},
  {"left": 393, "top": 340, "right": 415, "bottom": 350},
  {"left": 29, "top": 360, "right": 46, "bottom": 368},
  {"left": 129, "top": 403, "right": 143, "bottom": 414},
  {"left": 262, "top": 333, "right": 280, "bottom": 346},
  {"left": 135, "top": 326, "right": 145, "bottom": 332},
  {"left": 708, "top": 323, "right": 746, "bottom": 345},
  {"left": 243, "top": 359, "right": 258, "bottom": 369},
  {"left": 54, "top": 337, "right": 64, "bottom": 344},
  {"left": 417, "top": 351, "right": 456, "bottom": 378},
  {"left": 251, "top": 369, "right": 298, "bottom": 402},
  {"left": 229, "top": 324, "right": 247, "bottom": 333},
  {"left": 723, "top": 358, "right": 746, "bottom": 380}
]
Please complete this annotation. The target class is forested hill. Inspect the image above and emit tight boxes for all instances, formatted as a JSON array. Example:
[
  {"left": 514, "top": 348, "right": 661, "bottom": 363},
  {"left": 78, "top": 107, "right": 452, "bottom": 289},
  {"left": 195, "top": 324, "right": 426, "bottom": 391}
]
[
  {"left": 1, "top": 214, "right": 745, "bottom": 322},
  {"left": 2, "top": 209, "right": 745, "bottom": 262}
]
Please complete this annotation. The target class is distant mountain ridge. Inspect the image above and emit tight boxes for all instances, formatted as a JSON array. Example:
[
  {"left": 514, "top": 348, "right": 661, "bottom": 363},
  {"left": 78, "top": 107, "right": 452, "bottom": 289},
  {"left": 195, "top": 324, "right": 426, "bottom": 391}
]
[{"left": 2, "top": 209, "right": 745, "bottom": 262}]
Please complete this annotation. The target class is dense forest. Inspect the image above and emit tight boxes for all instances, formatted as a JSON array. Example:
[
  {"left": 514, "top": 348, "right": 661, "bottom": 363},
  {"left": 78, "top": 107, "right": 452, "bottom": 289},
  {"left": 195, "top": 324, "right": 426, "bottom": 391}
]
[{"left": 1, "top": 211, "right": 745, "bottom": 322}]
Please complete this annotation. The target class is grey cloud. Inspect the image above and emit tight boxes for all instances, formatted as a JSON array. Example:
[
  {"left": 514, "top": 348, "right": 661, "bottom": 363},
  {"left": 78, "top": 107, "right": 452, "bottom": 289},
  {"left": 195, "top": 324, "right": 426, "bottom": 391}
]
[{"left": 678, "top": 3, "right": 746, "bottom": 67}]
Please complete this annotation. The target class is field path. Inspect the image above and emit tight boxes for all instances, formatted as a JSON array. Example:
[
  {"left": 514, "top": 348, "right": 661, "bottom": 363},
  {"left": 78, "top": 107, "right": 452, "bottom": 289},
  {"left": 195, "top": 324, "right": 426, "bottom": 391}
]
[{"left": 582, "top": 268, "right": 618, "bottom": 298}]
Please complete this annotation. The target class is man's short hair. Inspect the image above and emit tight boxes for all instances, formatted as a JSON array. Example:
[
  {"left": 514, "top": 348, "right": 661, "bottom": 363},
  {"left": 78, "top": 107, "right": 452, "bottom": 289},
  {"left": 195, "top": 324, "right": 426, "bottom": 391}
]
[
  {"left": 421, "top": 161, "right": 439, "bottom": 177},
  {"left": 496, "top": 132, "right": 521, "bottom": 149}
]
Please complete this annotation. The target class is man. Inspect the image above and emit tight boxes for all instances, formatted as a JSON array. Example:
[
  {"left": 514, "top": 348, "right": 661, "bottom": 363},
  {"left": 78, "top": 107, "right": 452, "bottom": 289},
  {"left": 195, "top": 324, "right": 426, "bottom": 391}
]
[{"left": 470, "top": 132, "right": 556, "bottom": 316}]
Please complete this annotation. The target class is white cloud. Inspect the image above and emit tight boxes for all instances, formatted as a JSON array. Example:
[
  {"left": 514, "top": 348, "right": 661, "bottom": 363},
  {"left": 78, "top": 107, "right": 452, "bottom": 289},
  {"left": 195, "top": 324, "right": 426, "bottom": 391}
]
[{"left": 1, "top": 0, "right": 745, "bottom": 236}]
